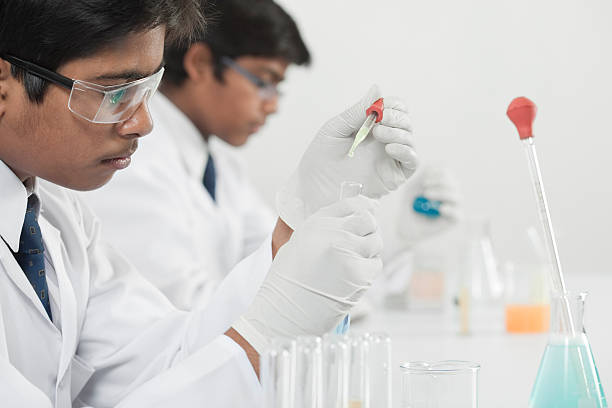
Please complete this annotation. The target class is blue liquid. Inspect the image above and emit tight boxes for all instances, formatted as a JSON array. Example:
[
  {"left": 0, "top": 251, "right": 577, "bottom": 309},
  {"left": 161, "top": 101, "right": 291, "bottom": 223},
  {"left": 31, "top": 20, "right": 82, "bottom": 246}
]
[
  {"left": 530, "top": 334, "right": 607, "bottom": 408},
  {"left": 413, "top": 196, "right": 441, "bottom": 218},
  {"left": 334, "top": 314, "right": 350, "bottom": 335}
]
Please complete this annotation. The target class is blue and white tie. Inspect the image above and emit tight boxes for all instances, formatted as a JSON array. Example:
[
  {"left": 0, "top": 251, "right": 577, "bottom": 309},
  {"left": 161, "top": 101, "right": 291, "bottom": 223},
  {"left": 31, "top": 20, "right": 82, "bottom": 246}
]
[{"left": 12, "top": 195, "right": 52, "bottom": 319}]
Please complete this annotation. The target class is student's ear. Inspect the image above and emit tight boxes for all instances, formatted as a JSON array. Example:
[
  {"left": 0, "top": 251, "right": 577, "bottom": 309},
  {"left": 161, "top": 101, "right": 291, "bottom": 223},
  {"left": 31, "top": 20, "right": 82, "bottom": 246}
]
[
  {"left": 183, "top": 42, "right": 214, "bottom": 83},
  {"left": 0, "top": 58, "right": 12, "bottom": 118}
]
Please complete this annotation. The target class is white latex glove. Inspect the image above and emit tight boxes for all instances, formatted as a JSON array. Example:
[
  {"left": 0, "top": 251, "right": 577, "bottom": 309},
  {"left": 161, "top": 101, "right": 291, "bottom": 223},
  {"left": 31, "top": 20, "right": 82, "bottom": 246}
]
[
  {"left": 277, "top": 85, "right": 417, "bottom": 229},
  {"left": 397, "top": 165, "right": 462, "bottom": 246},
  {"left": 232, "top": 195, "right": 382, "bottom": 353}
]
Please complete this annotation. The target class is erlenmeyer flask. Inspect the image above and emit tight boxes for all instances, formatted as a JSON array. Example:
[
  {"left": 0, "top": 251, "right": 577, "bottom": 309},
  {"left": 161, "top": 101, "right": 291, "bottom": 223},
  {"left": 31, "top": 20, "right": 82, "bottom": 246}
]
[{"left": 529, "top": 292, "right": 607, "bottom": 407}]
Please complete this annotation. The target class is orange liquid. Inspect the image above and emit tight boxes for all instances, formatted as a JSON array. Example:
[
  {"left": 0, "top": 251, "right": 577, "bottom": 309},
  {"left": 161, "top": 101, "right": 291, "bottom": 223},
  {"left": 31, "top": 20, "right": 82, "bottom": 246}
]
[{"left": 505, "top": 304, "right": 550, "bottom": 333}]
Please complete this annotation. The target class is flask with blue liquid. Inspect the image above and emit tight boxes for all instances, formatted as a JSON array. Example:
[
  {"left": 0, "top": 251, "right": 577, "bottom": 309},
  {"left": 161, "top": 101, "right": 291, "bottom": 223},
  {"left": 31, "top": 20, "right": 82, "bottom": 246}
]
[{"left": 529, "top": 292, "right": 607, "bottom": 407}]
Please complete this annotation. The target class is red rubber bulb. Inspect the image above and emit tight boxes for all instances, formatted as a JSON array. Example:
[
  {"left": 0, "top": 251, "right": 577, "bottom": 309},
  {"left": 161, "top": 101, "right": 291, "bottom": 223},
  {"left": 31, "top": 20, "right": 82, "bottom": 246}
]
[
  {"left": 366, "top": 98, "right": 384, "bottom": 123},
  {"left": 507, "top": 97, "right": 537, "bottom": 139}
]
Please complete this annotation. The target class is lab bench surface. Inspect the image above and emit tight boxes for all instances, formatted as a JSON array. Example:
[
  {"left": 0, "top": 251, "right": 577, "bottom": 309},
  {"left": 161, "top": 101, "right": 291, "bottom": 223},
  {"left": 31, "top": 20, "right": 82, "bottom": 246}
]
[{"left": 353, "top": 273, "right": 612, "bottom": 408}]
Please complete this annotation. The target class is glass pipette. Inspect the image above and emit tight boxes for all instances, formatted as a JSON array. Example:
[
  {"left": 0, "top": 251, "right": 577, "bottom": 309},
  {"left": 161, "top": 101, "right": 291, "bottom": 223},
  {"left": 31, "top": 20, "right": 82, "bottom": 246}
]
[
  {"left": 506, "top": 97, "right": 575, "bottom": 335},
  {"left": 347, "top": 98, "right": 384, "bottom": 158}
]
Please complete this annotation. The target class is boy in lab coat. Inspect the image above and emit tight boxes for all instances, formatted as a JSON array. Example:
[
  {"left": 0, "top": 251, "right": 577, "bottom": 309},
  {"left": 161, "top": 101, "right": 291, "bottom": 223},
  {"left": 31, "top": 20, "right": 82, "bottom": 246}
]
[
  {"left": 82, "top": 0, "right": 311, "bottom": 309},
  {"left": 0, "top": 0, "right": 418, "bottom": 406},
  {"left": 81, "top": 0, "right": 448, "bottom": 313}
]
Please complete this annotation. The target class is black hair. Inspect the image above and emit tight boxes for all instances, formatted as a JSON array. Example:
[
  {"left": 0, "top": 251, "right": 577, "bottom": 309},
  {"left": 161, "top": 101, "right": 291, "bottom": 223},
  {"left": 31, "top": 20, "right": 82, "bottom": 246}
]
[
  {"left": 0, "top": 0, "right": 206, "bottom": 103},
  {"left": 163, "top": 0, "right": 311, "bottom": 86}
]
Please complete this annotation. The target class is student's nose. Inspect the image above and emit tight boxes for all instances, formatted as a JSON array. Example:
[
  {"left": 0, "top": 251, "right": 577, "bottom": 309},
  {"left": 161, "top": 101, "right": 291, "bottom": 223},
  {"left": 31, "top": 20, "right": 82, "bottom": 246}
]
[
  {"left": 116, "top": 102, "right": 154, "bottom": 139},
  {"left": 262, "top": 96, "right": 279, "bottom": 116}
]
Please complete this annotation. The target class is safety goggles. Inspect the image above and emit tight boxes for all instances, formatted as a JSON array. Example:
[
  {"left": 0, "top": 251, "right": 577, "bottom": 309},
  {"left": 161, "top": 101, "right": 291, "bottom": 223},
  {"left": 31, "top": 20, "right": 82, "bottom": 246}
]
[
  {"left": 1, "top": 54, "right": 164, "bottom": 124},
  {"left": 220, "top": 56, "right": 280, "bottom": 101}
]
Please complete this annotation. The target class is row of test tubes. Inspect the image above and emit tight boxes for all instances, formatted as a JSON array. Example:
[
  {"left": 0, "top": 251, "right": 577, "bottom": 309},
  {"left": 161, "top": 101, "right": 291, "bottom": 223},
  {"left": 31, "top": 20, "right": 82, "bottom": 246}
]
[{"left": 261, "top": 332, "right": 392, "bottom": 408}]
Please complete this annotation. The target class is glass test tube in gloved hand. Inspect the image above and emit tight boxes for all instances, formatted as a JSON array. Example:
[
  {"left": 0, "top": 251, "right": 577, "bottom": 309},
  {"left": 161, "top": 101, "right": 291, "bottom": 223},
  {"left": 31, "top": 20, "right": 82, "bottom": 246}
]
[{"left": 333, "top": 181, "right": 364, "bottom": 335}]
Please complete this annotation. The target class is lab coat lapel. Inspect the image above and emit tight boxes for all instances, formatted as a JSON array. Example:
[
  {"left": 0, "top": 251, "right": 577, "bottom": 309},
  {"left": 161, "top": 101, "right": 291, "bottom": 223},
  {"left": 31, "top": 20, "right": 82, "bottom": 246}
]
[
  {"left": 38, "top": 218, "right": 78, "bottom": 381},
  {"left": 0, "top": 240, "right": 53, "bottom": 322}
]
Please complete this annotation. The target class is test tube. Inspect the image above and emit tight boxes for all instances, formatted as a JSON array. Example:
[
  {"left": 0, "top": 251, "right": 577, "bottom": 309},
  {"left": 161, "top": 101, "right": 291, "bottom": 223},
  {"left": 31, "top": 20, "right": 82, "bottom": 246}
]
[
  {"left": 322, "top": 334, "right": 350, "bottom": 408},
  {"left": 294, "top": 336, "right": 323, "bottom": 408},
  {"left": 348, "top": 334, "right": 370, "bottom": 408},
  {"left": 334, "top": 181, "right": 364, "bottom": 336},
  {"left": 260, "top": 338, "right": 296, "bottom": 408},
  {"left": 340, "top": 181, "right": 363, "bottom": 200},
  {"left": 363, "top": 333, "right": 392, "bottom": 408}
]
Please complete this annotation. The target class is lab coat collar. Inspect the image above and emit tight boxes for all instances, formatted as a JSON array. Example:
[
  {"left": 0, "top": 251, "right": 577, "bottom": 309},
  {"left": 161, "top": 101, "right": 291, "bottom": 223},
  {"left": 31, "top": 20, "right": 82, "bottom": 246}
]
[
  {"left": 0, "top": 160, "right": 39, "bottom": 252},
  {"left": 151, "top": 93, "right": 210, "bottom": 181},
  {"left": 0, "top": 163, "right": 53, "bottom": 325}
]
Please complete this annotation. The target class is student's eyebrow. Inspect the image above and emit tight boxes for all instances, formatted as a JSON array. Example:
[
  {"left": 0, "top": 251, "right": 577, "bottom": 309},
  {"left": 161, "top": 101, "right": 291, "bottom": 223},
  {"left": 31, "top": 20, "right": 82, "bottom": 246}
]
[
  {"left": 94, "top": 61, "right": 165, "bottom": 81},
  {"left": 258, "top": 67, "right": 285, "bottom": 83}
]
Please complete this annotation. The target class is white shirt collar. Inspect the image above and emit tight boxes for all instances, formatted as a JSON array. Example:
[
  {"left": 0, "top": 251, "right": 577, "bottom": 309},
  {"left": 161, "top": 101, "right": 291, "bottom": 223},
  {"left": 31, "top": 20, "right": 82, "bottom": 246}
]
[
  {"left": 0, "top": 160, "right": 39, "bottom": 252},
  {"left": 150, "top": 93, "right": 210, "bottom": 181}
]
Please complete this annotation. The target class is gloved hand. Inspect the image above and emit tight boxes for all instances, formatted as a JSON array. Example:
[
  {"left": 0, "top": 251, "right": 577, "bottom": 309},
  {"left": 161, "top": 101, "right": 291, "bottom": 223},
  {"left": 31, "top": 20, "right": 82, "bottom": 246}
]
[
  {"left": 397, "top": 165, "right": 462, "bottom": 246},
  {"left": 232, "top": 195, "right": 382, "bottom": 353},
  {"left": 276, "top": 85, "right": 417, "bottom": 229}
]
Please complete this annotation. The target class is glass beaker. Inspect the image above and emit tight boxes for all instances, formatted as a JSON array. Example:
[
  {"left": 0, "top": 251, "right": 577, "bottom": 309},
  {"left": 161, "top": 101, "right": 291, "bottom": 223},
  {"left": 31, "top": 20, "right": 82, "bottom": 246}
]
[
  {"left": 503, "top": 227, "right": 551, "bottom": 333},
  {"left": 504, "top": 261, "right": 550, "bottom": 333},
  {"left": 400, "top": 360, "right": 480, "bottom": 408},
  {"left": 529, "top": 292, "right": 607, "bottom": 407}
]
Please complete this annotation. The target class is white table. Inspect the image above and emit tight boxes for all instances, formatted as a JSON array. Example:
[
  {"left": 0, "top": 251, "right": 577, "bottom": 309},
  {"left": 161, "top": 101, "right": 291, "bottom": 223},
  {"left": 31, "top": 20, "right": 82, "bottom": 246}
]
[{"left": 353, "top": 274, "right": 611, "bottom": 407}]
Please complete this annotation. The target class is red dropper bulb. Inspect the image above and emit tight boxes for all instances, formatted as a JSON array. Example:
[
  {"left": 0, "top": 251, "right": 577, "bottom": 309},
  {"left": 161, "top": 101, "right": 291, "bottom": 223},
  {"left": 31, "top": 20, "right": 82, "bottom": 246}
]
[
  {"left": 507, "top": 97, "right": 537, "bottom": 139},
  {"left": 366, "top": 98, "right": 384, "bottom": 123}
]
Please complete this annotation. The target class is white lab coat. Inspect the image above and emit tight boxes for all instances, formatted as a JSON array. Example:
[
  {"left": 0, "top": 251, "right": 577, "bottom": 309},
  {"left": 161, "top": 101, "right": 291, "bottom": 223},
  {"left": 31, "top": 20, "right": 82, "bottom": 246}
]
[
  {"left": 0, "top": 160, "right": 272, "bottom": 407},
  {"left": 79, "top": 94, "right": 275, "bottom": 310}
]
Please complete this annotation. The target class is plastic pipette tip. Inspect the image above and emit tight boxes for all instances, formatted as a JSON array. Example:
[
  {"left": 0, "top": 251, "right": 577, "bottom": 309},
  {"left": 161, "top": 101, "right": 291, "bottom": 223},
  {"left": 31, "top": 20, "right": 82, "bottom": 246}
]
[{"left": 507, "top": 97, "right": 537, "bottom": 139}]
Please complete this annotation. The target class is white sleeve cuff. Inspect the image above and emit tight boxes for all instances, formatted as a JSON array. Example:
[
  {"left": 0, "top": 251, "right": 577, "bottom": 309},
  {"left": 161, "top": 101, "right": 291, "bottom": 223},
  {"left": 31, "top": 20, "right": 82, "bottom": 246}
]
[{"left": 232, "top": 317, "right": 271, "bottom": 355}]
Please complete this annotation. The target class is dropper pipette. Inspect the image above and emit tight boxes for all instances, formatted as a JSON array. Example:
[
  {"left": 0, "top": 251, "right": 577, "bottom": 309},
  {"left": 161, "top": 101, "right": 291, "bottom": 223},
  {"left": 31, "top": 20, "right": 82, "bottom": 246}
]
[
  {"left": 506, "top": 97, "right": 575, "bottom": 335},
  {"left": 347, "top": 98, "right": 384, "bottom": 158}
]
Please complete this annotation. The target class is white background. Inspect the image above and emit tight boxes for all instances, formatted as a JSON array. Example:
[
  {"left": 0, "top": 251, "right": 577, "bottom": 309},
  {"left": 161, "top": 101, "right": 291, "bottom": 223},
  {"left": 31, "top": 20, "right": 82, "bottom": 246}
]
[{"left": 240, "top": 0, "right": 612, "bottom": 276}]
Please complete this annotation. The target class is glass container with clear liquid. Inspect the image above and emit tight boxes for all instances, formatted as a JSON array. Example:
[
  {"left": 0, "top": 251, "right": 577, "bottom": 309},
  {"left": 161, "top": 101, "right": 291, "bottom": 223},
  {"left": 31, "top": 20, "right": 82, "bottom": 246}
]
[{"left": 529, "top": 292, "right": 607, "bottom": 408}]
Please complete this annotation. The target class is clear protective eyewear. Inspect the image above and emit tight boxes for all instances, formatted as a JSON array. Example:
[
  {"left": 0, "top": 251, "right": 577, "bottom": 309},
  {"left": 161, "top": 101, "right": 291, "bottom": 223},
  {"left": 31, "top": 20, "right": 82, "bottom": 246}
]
[
  {"left": 1, "top": 54, "right": 164, "bottom": 124},
  {"left": 220, "top": 56, "right": 280, "bottom": 101}
]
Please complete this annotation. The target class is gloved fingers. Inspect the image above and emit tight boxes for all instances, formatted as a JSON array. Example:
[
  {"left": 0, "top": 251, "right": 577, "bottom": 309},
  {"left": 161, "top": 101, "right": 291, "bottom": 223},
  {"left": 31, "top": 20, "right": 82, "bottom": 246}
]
[
  {"left": 420, "top": 188, "right": 462, "bottom": 205},
  {"left": 375, "top": 155, "right": 409, "bottom": 192},
  {"left": 438, "top": 203, "right": 462, "bottom": 222},
  {"left": 356, "top": 232, "right": 384, "bottom": 258},
  {"left": 379, "top": 106, "right": 413, "bottom": 133},
  {"left": 372, "top": 124, "right": 415, "bottom": 146},
  {"left": 380, "top": 96, "right": 409, "bottom": 113},
  {"left": 332, "top": 85, "right": 383, "bottom": 138},
  {"left": 333, "top": 246, "right": 383, "bottom": 279},
  {"left": 334, "top": 230, "right": 382, "bottom": 259},
  {"left": 317, "top": 195, "right": 379, "bottom": 218},
  {"left": 349, "top": 254, "right": 383, "bottom": 283},
  {"left": 384, "top": 143, "right": 418, "bottom": 178},
  {"left": 422, "top": 172, "right": 459, "bottom": 190},
  {"left": 341, "top": 209, "right": 378, "bottom": 237}
]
